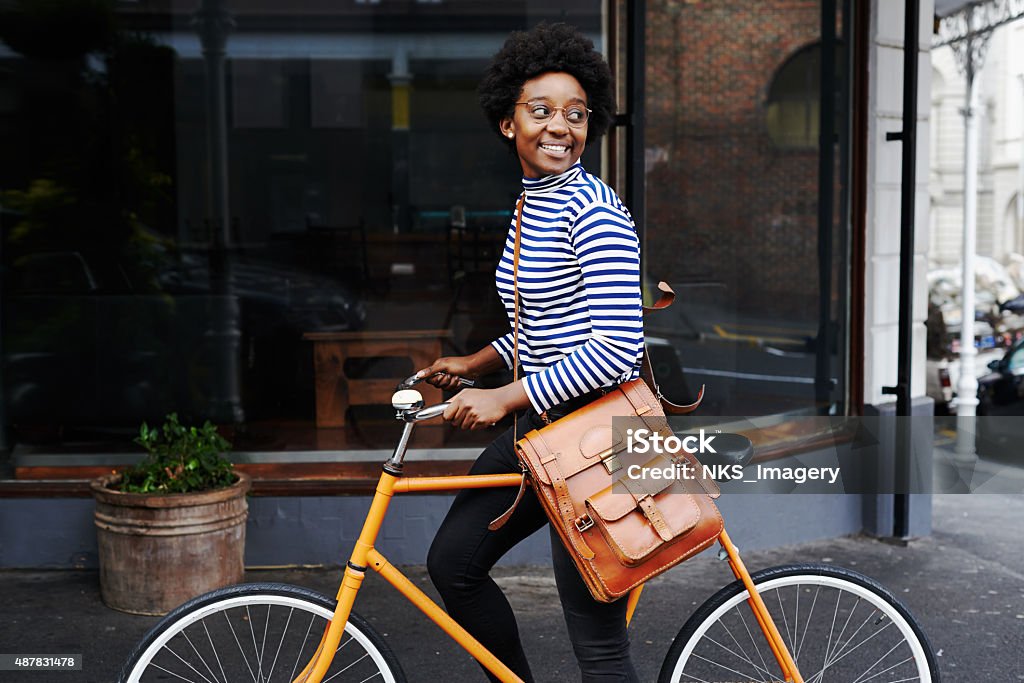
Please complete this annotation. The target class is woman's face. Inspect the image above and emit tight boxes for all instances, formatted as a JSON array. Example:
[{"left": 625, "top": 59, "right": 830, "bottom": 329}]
[{"left": 500, "top": 71, "right": 588, "bottom": 179}]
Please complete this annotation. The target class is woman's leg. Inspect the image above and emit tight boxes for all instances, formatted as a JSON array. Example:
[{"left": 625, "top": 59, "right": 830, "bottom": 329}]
[
  {"left": 550, "top": 527, "right": 639, "bottom": 682},
  {"left": 427, "top": 417, "right": 548, "bottom": 683}
]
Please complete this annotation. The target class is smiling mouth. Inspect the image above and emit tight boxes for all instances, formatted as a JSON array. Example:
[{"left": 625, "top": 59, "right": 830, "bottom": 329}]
[{"left": 540, "top": 143, "right": 571, "bottom": 154}]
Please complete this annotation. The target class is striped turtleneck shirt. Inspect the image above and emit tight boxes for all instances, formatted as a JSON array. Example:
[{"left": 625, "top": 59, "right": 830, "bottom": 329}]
[{"left": 490, "top": 163, "right": 644, "bottom": 414}]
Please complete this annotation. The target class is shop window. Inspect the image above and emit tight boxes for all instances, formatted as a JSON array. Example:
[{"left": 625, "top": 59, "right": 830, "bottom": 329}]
[
  {"left": 644, "top": 3, "right": 850, "bottom": 418},
  {"left": 0, "top": 0, "right": 607, "bottom": 474}
]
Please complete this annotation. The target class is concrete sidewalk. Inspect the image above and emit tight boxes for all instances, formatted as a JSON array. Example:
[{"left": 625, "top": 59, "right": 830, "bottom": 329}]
[{"left": 2, "top": 492, "right": 1022, "bottom": 682}]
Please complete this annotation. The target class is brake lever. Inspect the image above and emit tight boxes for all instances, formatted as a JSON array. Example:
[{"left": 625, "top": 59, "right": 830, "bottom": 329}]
[{"left": 397, "top": 372, "right": 475, "bottom": 391}]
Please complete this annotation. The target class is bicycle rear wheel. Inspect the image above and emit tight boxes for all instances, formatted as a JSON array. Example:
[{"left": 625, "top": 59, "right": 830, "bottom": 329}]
[
  {"left": 120, "top": 582, "right": 406, "bottom": 683},
  {"left": 659, "top": 563, "right": 938, "bottom": 683}
]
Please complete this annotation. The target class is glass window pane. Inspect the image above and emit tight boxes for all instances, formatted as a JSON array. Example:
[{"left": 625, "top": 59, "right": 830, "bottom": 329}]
[
  {"left": 1, "top": 1, "right": 607, "bottom": 461},
  {"left": 644, "top": 1, "right": 849, "bottom": 417}
]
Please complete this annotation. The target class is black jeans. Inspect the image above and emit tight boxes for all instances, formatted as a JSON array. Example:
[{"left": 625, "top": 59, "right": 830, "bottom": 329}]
[{"left": 426, "top": 406, "right": 639, "bottom": 683}]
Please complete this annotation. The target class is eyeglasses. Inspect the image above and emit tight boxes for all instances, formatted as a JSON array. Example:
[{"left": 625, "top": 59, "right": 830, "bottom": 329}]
[{"left": 515, "top": 101, "right": 591, "bottom": 127}]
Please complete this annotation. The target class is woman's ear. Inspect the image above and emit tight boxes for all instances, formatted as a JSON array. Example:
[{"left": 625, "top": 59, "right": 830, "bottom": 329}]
[{"left": 499, "top": 117, "right": 515, "bottom": 139}]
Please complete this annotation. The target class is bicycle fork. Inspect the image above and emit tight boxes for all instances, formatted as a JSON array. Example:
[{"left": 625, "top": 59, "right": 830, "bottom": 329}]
[
  {"left": 289, "top": 475, "right": 393, "bottom": 683},
  {"left": 719, "top": 530, "right": 805, "bottom": 683}
]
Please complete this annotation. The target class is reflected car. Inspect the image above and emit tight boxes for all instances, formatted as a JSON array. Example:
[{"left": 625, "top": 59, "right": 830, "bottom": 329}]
[{"left": 2, "top": 248, "right": 365, "bottom": 431}]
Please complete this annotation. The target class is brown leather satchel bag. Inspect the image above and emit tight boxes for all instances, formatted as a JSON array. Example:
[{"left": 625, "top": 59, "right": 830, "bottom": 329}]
[
  {"left": 496, "top": 194, "right": 724, "bottom": 603},
  {"left": 515, "top": 379, "right": 724, "bottom": 602}
]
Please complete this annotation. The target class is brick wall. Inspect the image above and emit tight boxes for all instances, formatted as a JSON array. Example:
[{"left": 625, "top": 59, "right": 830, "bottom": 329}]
[{"left": 644, "top": 0, "right": 832, "bottom": 321}]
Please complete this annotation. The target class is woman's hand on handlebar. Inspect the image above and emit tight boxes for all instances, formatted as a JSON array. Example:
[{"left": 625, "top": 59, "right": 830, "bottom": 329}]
[
  {"left": 443, "top": 388, "right": 507, "bottom": 430},
  {"left": 443, "top": 382, "right": 530, "bottom": 430},
  {"left": 414, "top": 356, "right": 476, "bottom": 390}
]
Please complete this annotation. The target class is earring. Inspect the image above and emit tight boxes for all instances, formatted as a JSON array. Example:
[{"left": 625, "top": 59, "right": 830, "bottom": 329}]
[{"left": 507, "top": 132, "right": 514, "bottom": 138}]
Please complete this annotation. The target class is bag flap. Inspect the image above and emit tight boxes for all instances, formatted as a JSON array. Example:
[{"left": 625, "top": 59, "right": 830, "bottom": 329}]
[
  {"left": 515, "top": 379, "right": 670, "bottom": 484},
  {"left": 586, "top": 477, "right": 675, "bottom": 522},
  {"left": 586, "top": 482, "right": 704, "bottom": 564},
  {"left": 578, "top": 425, "right": 624, "bottom": 460}
]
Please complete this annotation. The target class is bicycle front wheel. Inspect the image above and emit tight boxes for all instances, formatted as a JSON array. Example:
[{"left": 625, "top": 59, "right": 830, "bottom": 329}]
[
  {"left": 120, "top": 582, "right": 406, "bottom": 683},
  {"left": 659, "top": 563, "right": 938, "bottom": 683}
]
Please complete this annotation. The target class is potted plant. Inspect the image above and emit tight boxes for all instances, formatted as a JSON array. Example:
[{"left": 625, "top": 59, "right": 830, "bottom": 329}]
[{"left": 90, "top": 413, "right": 250, "bottom": 615}]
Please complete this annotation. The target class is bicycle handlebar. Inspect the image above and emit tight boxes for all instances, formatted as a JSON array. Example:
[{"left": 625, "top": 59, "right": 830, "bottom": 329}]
[
  {"left": 397, "top": 372, "right": 475, "bottom": 391},
  {"left": 406, "top": 402, "right": 450, "bottom": 422},
  {"left": 393, "top": 373, "right": 473, "bottom": 426}
]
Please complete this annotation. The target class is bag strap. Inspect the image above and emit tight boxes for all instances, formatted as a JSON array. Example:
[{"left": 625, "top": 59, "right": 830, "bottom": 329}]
[
  {"left": 537, "top": 447, "right": 596, "bottom": 559},
  {"left": 619, "top": 478, "right": 674, "bottom": 542},
  {"left": 488, "top": 194, "right": 527, "bottom": 532},
  {"left": 513, "top": 193, "right": 524, "bottom": 435},
  {"left": 639, "top": 281, "right": 705, "bottom": 415},
  {"left": 640, "top": 352, "right": 705, "bottom": 415},
  {"left": 643, "top": 281, "right": 676, "bottom": 315},
  {"left": 486, "top": 473, "right": 528, "bottom": 531}
]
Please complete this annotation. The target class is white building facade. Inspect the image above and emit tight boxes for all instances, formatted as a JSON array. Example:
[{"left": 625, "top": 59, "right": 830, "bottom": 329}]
[{"left": 931, "top": 17, "right": 1024, "bottom": 267}]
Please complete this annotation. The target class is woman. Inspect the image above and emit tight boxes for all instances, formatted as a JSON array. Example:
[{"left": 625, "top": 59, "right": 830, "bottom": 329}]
[{"left": 416, "top": 22, "right": 644, "bottom": 683}]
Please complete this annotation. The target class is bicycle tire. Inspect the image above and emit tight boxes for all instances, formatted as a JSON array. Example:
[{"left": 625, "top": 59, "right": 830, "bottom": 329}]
[
  {"left": 658, "top": 563, "right": 938, "bottom": 683},
  {"left": 120, "top": 582, "right": 407, "bottom": 683}
]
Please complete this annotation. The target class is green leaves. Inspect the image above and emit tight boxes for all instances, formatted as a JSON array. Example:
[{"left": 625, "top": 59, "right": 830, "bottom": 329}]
[{"left": 118, "top": 413, "right": 235, "bottom": 494}]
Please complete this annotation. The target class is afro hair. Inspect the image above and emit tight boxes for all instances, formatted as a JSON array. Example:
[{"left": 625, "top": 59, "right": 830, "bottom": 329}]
[{"left": 478, "top": 22, "right": 615, "bottom": 149}]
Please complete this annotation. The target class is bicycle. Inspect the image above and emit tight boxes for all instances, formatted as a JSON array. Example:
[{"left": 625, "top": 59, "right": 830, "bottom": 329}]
[{"left": 120, "top": 376, "right": 939, "bottom": 682}]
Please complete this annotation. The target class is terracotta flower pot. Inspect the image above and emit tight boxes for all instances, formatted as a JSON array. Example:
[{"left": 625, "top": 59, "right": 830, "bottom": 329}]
[{"left": 91, "top": 472, "right": 250, "bottom": 615}]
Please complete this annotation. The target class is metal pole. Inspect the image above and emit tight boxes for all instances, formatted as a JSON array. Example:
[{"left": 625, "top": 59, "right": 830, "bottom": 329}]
[
  {"left": 1018, "top": 74, "right": 1024, "bottom": 223},
  {"left": 0, "top": 202, "right": 7, "bottom": 451},
  {"left": 626, "top": 0, "right": 645, "bottom": 241},
  {"left": 955, "top": 24, "right": 981, "bottom": 459},
  {"left": 389, "top": 46, "right": 411, "bottom": 234},
  {"left": 879, "top": 0, "right": 921, "bottom": 538},
  {"left": 195, "top": 0, "right": 243, "bottom": 423},
  {"left": 195, "top": 0, "right": 232, "bottom": 242},
  {"left": 815, "top": 0, "right": 837, "bottom": 413}
]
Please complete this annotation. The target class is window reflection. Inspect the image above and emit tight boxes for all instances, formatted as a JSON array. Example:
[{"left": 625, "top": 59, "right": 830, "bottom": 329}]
[
  {"left": 0, "top": 0, "right": 604, "bottom": 455},
  {"left": 644, "top": 1, "right": 849, "bottom": 417}
]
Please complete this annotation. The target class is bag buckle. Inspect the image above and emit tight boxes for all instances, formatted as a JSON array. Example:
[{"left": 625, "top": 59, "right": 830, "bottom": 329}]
[
  {"left": 574, "top": 514, "right": 594, "bottom": 532},
  {"left": 602, "top": 453, "right": 622, "bottom": 474}
]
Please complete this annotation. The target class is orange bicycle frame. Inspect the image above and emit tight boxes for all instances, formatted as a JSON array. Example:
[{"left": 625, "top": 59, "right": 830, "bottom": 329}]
[{"left": 290, "top": 467, "right": 803, "bottom": 683}]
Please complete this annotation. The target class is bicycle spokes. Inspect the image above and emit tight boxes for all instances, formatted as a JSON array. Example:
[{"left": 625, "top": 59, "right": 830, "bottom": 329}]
[{"left": 668, "top": 570, "right": 930, "bottom": 683}]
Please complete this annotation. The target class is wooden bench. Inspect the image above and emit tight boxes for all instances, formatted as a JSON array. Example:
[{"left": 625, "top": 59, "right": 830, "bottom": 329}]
[{"left": 304, "top": 329, "right": 451, "bottom": 427}]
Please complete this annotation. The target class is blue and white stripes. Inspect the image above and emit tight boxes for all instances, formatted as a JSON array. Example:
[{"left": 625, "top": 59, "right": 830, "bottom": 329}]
[{"left": 490, "top": 163, "right": 644, "bottom": 414}]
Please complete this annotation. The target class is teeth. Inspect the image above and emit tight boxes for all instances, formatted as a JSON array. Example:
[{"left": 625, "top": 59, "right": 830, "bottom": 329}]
[{"left": 541, "top": 144, "right": 569, "bottom": 152}]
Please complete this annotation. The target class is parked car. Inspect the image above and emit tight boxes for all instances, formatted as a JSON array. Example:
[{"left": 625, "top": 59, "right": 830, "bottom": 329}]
[
  {"left": 973, "top": 337, "right": 1024, "bottom": 461},
  {"left": 926, "top": 258, "right": 1024, "bottom": 415},
  {"left": 926, "top": 346, "right": 1006, "bottom": 415},
  {"left": 977, "top": 337, "right": 1024, "bottom": 416}
]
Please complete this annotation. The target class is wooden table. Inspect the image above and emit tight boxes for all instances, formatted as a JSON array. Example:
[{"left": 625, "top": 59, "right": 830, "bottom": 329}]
[{"left": 304, "top": 329, "right": 451, "bottom": 427}]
